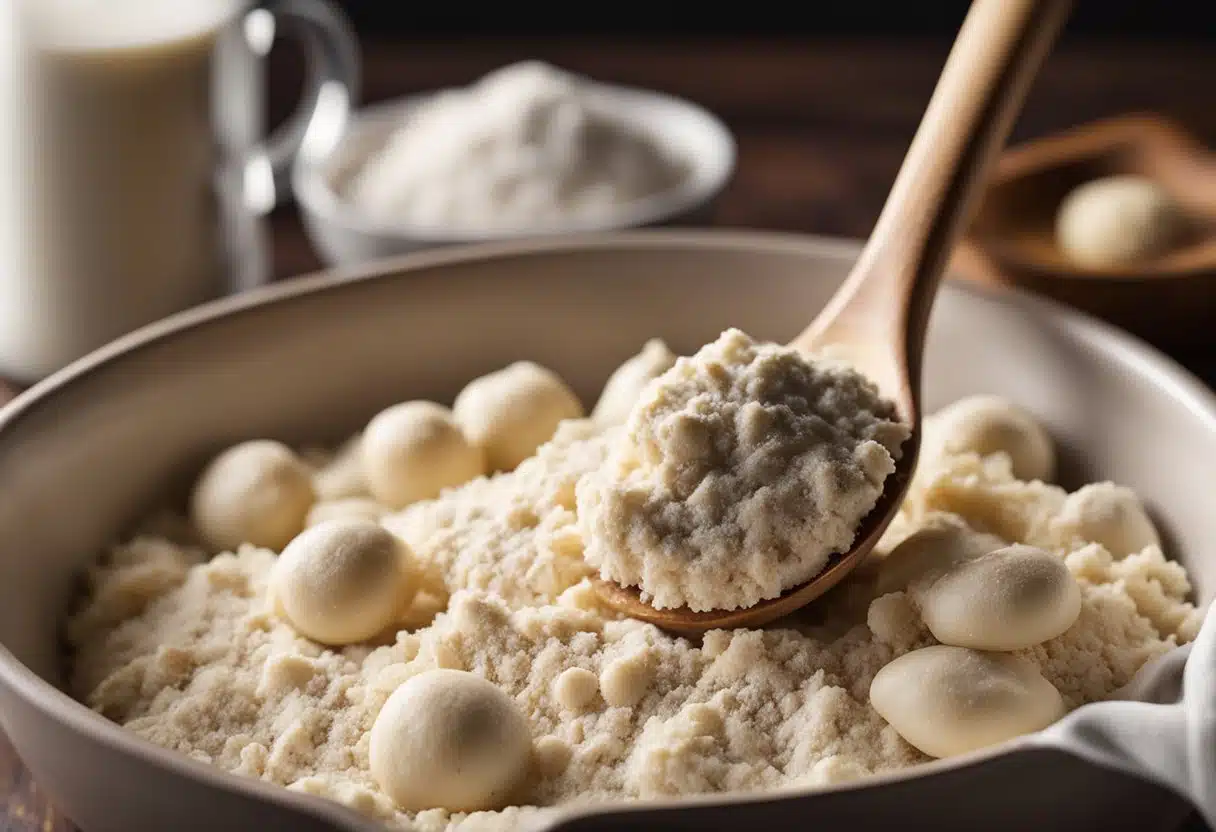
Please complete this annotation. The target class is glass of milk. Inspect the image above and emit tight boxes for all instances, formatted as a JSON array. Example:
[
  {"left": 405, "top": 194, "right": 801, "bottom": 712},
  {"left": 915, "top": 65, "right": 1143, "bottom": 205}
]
[{"left": 0, "top": 0, "right": 359, "bottom": 382}]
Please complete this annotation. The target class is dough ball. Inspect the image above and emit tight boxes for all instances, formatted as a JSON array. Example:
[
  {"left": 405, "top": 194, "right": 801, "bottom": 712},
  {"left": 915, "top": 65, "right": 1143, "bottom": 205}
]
[
  {"left": 369, "top": 669, "right": 532, "bottom": 812},
  {"left": 1055, "top": 482, "right": 1160, "bottom": 557},
  {"left": 553, "top": 667, "right": 599, "bottom": 710},
  {"left": 916, "top": 544, "right": 1081, "bottom": 651},
  {"left": 313, "top": 434, "right": 371, "bottom": 500},
  {"left": 870, "top": 645, "right": 1065, "bottom": 759},
  {"left": 874, "top": 514, "right": 1006, "bottom": 597},
  {"left": 190, "top": 440, "right": 316, "bottom": 552},
  {"left": 1056, "top": 175, "right": 1189, "bottom": 268},
  {"left": 271, "top": 520, "right": 417, "bottom": 645},
  {"left": 305, "top": 497, "right": 387, "bottom": 528},
  {"left": 925, "top": 395, "right": 1055, "bottom": 482},
  {"left": 454, "top": 362, "right": 584, "bottom": 472},
  {"left": 591, "top": 339, "right": 677, "bottom": 426},
  {"left": 362, "top": 401, "right": 485, "bottom": 509}
]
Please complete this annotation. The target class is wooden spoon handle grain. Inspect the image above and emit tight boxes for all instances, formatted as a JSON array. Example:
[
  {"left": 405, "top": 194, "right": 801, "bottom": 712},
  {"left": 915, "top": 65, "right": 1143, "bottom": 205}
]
[{"left": 796, "top": 0, "right": 1074, "bottom": 414}]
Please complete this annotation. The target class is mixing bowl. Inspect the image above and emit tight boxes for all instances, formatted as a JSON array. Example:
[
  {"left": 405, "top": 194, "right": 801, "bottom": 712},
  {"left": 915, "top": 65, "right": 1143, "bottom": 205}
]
[{"left": 0, "top": 231, "right": 1211, "bottom": 832}]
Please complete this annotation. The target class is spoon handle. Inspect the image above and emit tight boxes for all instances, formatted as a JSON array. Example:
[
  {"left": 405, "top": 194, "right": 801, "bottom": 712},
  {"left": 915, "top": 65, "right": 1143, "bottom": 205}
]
[{"left": 796, "top": 0, "right": 1073, "bottom": 412}]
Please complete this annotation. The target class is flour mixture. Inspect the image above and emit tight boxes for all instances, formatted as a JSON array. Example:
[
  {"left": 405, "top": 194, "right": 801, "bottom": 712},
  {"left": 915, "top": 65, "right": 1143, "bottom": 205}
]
[{"left": 68, "top": 333, "right": 1202, "bottom": 832}]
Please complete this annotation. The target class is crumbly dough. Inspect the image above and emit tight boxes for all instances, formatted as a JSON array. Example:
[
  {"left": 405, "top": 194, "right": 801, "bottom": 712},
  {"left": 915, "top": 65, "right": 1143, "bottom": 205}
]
[
  {"left": 189, "top": 440, "right": 316, "bottom": 552},
  {"left": 590, "top": 339, "right": 678, "bottom": 427},
  {"left": 362, "top": 401, "right": 486, "bottom": 509},
  {"left": 272, "top": 520, "right": 417, "bottom": 646},
  {"left": 915, "top": 544, "right": 1081, "bottom": 651},
  {"left": 370, "top": 669, "right": 533, "bottom": 812},
  {"left": 454, "top": 362, "right": 585, "bottom": 472},
  {"left": 69, "top": 394, "right": 1202, "bottom": 832},
  {"left": 1055, "top": 175, "right": 1190, "bottom": 268},
  {"left": 578, "top": 329, "right": 909, "bottom": 611},
  {"left": 869, "top": 646, "right": 1066, "bottom": 759}
]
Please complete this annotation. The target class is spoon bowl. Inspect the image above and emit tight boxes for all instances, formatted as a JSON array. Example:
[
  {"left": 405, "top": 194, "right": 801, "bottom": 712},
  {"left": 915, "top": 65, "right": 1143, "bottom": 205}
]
[{"left": 593, "top": 0, "right": 1074, "bottom": 633}]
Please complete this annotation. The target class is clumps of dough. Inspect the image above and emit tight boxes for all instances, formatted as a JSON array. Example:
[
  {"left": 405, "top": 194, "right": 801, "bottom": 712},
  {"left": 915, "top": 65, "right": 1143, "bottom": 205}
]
[
  {"left": 190, "top": 440, "right": 316, "bottom": 552},
  {"left": 869, "top": 646, "right": 1065, "bottom": 759},
  {"left": 1055, "top": 175, "right": 1191, "bottom": 268},
  {"left": 578, "top": 328, "right": 908, "bottom": 612},
  {"left": 454, "top": 362, "right": 584, "bottom": 472},
  {"left": 915, "top": 544, "right": 1081, "bottom": 651},
  {"left": 1052, "top": 482, "right": 1159, "bottom": 558},
  {"left": 591, "top": 339, "right": 678, "bottom": 426},
  {"left": 271, "top": 520, "right": 417, "bottom": 645},
  {"left": 362, "top": 401, "right": 485, "bottom": 509},
  {"left": 369, "top": 669, "right": 532, "bottom": 813},
  {"left": 923, "top": 395, "right": 1055, "bottom": 482}
]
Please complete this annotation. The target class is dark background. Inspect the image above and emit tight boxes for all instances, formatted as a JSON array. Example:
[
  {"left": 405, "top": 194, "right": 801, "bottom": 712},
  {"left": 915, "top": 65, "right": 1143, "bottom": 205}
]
[{"left": 332, "top": 0, "right": 1216, "bottom": 36}]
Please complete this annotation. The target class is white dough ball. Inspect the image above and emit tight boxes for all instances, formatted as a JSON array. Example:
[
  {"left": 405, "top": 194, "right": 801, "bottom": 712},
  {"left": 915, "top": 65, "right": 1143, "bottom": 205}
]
[
  {"left": 312, "top": 433, "right": 371, "bottom": 500},
  {"left": 591, "top": 339, "right": 677, "bottom": 426},
  {"left": 454, "top": 361, "right": 584, "bottom": 472},
  {"left": 916, "top": 544, "right": 1081, "bottom": 651},
  {"left": 190, "top": 440, "right": 316, "bottom": 552},
  {"left": 1056, "top": 175, "right": 1189, "bottom": 268},
  {"left": 305, "top": 497, "right": 388, "bottom": 528},
  {"left": 1055, "top": 481, "right": 1160, "bottom": 558},
  {"left": 875, "top": 515, "right": 1007, "bottom": 597},
  {"left": 271, "top": 520, "right": 417, "bottom": 645},
  {"left": 370, "top": 669, "right": 533, "bottom": 812},
  {"left": 870, "top": 645, "right": 1065, "bottom": 759},
  {"left": 925, "top": 395, "right": 1055, "bottom": 482},
  {"left": 362, "top": 401, "right": 485, "bottom": 509}
]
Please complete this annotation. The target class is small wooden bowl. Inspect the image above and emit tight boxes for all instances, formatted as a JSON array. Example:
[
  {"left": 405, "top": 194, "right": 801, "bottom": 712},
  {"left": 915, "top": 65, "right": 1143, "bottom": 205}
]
[{"left": 963, "top": 114, "right": 1216, "bottom": 350}]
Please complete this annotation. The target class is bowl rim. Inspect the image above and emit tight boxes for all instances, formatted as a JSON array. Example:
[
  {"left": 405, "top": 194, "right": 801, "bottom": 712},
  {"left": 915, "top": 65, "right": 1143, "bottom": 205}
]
[
  {"left": 1, "top": 229, "right": 1214, "bottom": 830},
  {"left": 290, "top": 76, "right": 738, "bottom": 243}
]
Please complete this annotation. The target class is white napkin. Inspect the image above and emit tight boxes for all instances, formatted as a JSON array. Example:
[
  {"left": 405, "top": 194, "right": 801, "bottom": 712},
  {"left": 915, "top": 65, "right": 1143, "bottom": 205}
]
[{"left": 1035, "top": 607, "right": 1216, "bottom": 826}]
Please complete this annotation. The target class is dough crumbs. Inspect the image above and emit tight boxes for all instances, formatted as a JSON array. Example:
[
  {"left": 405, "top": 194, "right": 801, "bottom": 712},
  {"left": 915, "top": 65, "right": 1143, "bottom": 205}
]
[
  {"left": 577, "top": 328, "right": 910, "bottom": 611},
  {"left": 69, "top": 405, "right": 1199, "bottom": 832}
]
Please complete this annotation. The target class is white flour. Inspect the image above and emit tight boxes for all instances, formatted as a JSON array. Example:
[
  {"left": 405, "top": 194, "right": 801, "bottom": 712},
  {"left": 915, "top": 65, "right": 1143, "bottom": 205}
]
[
  {"left": 345, "top": 62, "right": 690, "bottom": 231},
  {"left": 69, "top": 414, "right": 1202, "bottom": 832}
]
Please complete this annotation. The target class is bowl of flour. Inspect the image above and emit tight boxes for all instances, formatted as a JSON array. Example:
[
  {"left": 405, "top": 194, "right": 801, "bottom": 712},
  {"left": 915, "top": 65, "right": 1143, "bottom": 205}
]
[
  {"left": 0, "top": 231, "right": 1213, "bottom": 832},
  {"left": 292, "top": 61, "right": 736, "bottom": 266}
]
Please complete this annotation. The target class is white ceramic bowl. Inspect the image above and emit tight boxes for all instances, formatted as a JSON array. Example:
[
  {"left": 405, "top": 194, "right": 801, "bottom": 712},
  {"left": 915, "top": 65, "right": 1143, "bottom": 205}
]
[
  {"left": 0, "top": 232, "right": 1211, "bottom": 832},
  {"left": 292, "top": 83, "right": 737, "bottom": 267}
]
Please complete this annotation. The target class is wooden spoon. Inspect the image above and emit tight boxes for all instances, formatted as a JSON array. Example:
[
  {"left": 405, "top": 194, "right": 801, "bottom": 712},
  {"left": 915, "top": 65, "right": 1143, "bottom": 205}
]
[{"left": 593, "top": 0, "right": 1075, "bottom": 636}]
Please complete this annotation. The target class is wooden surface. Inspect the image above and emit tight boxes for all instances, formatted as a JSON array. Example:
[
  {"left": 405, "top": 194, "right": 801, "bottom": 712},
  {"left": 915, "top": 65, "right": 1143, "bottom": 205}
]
[{"left": 3, "top": 36, "right": 1215, "bottom": 832}]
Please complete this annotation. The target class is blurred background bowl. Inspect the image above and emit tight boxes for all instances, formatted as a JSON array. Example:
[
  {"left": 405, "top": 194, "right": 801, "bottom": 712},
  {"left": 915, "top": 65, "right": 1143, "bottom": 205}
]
[{"left": 292, "top": 82, "right": 736, "bottom": 267}]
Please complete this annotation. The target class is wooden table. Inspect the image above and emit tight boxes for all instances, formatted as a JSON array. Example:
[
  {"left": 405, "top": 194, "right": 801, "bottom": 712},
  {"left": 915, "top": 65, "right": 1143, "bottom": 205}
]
[{"left": 3, "top": 37, "right": 1214, "bottom": 832}]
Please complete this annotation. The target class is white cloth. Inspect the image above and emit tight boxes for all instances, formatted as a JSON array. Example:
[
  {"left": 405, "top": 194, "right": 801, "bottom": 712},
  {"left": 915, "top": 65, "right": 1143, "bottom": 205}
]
[{"left": 1035, "top": 607, "right": 1216, "bottom": 826}]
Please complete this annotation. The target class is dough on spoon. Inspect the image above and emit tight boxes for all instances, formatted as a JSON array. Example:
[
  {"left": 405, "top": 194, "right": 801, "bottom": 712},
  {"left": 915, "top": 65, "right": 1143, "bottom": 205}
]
[
  {"left": 454, "top": 361, "right": 584, "bottom": 472},
  {"left": 870, "top": 645, "right": 1065, "bottom": 759},
  {"left": 362, "top": 401, "right": 485, "bottom": 509},
  {"left": 578, "top": 328, "right": 909, "bottom": 612},
  {"left": 923, "top": 394, "right": 1055, "bottom": 482},
  {"left": 915, "top": 544, "right": 1081, "bottom": 651},
  {"left": 370, "top": 669, "right": 533, "bottom": 812},
  {"left": 271, "top": 519, "right": 417, "bottom": 645},
  {"left": 190, "top": 439, "right": 316, "bottom": 552}
]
